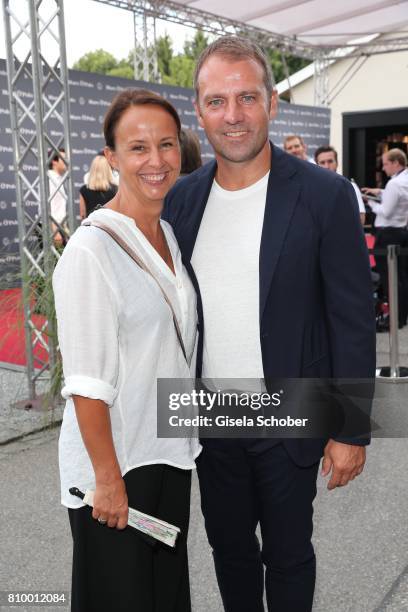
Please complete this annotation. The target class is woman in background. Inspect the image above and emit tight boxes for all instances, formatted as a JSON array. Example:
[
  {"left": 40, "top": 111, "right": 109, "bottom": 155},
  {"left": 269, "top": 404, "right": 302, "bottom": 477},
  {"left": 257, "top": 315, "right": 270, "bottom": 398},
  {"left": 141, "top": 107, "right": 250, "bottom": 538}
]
[
  {"left": 179, "top": 129, "right": 202, "bottom": 176},
  {"left": 79, "top": 154, "right": 118, "bottom": 218}
]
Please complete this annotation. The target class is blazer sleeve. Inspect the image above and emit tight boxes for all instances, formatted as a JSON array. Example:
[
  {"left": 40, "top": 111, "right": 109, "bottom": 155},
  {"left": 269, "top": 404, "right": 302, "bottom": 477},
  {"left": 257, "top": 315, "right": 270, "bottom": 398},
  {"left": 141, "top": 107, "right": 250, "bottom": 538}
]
[{"left": 319, "top": 177, "right": 376, "bottom": 445}]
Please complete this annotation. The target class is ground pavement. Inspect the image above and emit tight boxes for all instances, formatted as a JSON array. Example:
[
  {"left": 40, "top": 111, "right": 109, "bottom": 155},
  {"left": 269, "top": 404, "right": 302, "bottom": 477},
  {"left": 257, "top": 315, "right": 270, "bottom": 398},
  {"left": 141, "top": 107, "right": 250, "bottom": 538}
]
[{"left": 1, "top": 328, "right": 407, "bottom": 612}]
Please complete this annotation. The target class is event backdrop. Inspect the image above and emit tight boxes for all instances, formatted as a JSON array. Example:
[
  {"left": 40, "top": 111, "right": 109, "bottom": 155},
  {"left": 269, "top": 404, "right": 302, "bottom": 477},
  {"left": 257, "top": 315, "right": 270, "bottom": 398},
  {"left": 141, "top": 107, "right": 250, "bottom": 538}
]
[{"left": 0, "top": 58, "right": 330, "bottom": 280}]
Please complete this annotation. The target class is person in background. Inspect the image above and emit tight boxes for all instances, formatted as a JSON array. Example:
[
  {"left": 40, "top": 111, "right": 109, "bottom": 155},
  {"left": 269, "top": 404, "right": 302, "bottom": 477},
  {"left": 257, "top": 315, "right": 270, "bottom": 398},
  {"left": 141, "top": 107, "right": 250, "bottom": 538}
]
[
  {"left": 283, "top": 134, "right": 315, "bottom": 163},
  {"left": 36, "top": 147, "right": 68, "bottom": 248},
  {"left": 79, "top": 154, "right": 118, "bottom": 219},
  {"left": 47, "top": 147, "right": 69, "bottom": 245},
  {"left": 179, "top": 129, "right": 202, "bottom": 176},
  {"left": 83, "top": 150, "right": 120, "bottom": 186},
  {"left": 315, "top": 145, "right": 366, "bottom": 225},
  {"left": 362, "top": 148, "right": 408, "bottom": 328},
  {"left": 53, "top": 88, "right": 201, "bottom": 612}
]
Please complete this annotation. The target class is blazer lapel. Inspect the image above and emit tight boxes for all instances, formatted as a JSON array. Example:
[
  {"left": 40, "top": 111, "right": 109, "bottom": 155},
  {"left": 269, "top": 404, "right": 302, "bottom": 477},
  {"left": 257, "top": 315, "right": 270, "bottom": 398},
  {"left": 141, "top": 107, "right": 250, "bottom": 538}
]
[
  {"left": 181, "top": 160, "right": 217, "bottom": 263},
  {"left": 259, "top": 144, "right": 301, "bottom": 321}
]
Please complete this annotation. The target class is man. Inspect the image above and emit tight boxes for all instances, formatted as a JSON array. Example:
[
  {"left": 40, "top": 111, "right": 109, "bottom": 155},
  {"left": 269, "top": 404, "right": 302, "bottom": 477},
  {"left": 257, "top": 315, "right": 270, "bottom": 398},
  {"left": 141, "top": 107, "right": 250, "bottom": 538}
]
[
  {"left": 164, "top": 36, "right": 375, "bottom": 612},
  {"left": 283, "top": 134, "right": 315, "bottom": 163},
  {"left": 315, "top": 145, "right": 366, "bottom": 225},
  {"left": 36, "top": 148, "right": 68, "bottom": 248},
  {"left": 47, "top": 147, "right": 69, "bottom": 244},
  {"left": 362, "top": 148, "right": 408, "bottom": 328}
]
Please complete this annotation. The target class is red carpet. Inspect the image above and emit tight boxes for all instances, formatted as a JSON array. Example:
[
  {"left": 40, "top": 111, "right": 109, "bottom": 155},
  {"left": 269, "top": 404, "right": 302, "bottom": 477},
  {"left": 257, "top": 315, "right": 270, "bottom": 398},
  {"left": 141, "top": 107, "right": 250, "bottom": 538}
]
[
  {"left": 365, "top": 233, "right": 376, "bottom": 268},
  {"left": 0, "top": 288, "right": 49, "bottom": 368}
]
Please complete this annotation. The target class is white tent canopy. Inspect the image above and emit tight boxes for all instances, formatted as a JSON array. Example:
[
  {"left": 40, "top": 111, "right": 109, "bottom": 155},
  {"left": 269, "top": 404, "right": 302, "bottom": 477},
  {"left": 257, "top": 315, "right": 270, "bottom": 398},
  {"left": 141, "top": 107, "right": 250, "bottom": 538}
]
[{"left": 172, "top": 0, "right": 408, "bottom": 48}]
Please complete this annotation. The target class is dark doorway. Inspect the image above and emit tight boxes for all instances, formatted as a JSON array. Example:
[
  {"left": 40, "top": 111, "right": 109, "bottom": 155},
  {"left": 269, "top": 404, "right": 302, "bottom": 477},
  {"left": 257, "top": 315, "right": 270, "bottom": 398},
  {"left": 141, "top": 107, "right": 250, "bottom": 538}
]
[{"left": 343, "top": 108, "right": 408, "bottom": 188}]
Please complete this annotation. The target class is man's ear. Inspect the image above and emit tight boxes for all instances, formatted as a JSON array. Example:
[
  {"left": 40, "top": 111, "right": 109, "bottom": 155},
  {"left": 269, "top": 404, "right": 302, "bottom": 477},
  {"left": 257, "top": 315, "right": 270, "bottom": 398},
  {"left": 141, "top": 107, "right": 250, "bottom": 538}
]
[
  {"left": 193, "top": 99, "right": 205, "bottom": 129},
  {"left": 269, "top": 89, "right": 278, "bottom": 120},
  {"left": 104, "top": 146, "right": 117, "bottom": 171}
]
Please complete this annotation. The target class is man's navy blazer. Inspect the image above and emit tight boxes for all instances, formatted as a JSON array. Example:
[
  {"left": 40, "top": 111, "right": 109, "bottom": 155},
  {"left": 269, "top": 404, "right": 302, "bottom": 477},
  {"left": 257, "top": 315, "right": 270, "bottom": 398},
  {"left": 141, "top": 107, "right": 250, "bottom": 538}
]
[{"left": 163, "top": 143, "right": 376, "bottom": 466}]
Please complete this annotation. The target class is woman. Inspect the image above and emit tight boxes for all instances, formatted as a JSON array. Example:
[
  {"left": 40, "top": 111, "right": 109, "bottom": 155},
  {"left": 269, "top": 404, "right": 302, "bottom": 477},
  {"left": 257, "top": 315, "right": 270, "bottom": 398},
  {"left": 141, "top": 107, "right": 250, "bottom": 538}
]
[
  {"left": 79, "top": 154, "right": 118, "bottom": 219},
  {"left": 53, "top": 89, "right": 201, "bottom": 612}
]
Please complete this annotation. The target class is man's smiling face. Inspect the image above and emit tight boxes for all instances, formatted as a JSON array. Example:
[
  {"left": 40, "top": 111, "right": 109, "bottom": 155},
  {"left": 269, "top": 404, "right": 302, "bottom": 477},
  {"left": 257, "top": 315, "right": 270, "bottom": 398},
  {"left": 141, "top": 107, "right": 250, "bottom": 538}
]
[{"left": 194, "top": 55, "right": 276, "bottom": 164}]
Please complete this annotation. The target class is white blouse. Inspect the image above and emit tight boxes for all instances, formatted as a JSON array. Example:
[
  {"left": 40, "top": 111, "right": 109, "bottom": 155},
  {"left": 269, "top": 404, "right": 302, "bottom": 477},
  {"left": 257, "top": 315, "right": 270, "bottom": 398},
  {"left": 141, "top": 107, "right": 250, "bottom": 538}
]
[{"left": 53, "top": 208, "right": 201, "bottom": 509}]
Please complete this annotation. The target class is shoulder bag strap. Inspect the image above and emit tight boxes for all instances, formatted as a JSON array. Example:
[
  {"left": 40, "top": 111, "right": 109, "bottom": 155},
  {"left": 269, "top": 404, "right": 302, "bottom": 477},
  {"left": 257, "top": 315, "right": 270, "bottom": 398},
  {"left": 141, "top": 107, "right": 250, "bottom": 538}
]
[{"left": 83, "top": 219, "right": 188, "bottom": 363}]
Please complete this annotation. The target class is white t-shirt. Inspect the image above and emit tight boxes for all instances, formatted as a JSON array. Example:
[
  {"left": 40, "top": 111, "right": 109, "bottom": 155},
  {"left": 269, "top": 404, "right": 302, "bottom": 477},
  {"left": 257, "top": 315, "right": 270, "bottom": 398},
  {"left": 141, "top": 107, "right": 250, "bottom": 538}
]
[
  {"left": 53, "top": 208, "right": 201, "bottom": 508},
  {"left": 191, "top": 172, "right": 269, "bottom": 381}
]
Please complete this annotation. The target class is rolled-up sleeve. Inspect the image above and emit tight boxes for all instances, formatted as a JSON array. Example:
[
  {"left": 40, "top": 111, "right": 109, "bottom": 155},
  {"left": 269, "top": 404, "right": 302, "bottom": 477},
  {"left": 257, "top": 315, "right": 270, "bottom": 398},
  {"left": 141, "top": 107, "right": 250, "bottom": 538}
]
[{"left": 53, "top": 243, "right": 120, "bottom": 406}]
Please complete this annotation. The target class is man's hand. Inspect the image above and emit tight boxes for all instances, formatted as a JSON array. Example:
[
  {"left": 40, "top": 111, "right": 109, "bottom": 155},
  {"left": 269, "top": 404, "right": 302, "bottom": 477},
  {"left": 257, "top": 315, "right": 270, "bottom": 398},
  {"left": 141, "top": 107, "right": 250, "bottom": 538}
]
[
  {"left": 321, "top": 439, "right": 366, "bottom": 490},
  {"left": 361, "top": 187, "right": 381, "bottom": 196}
]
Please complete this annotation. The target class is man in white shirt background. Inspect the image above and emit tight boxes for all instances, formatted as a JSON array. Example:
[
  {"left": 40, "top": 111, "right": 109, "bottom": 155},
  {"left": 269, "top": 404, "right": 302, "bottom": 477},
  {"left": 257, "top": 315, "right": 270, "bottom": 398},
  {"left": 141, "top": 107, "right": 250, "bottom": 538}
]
[
  {"left": 47, "top": 147, "right": 69, "bottom": 244},
  {"left": 314, "top": 145, "right": 366, "bottom": 226},
  {"left": 363, "top": 148, "right": 408, "bottom": 328}
]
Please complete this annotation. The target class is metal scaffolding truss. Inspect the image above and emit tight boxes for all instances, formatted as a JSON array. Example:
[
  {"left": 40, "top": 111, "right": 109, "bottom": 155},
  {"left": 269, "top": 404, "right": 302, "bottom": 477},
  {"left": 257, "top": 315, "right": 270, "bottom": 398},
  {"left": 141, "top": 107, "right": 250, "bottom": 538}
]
[
  {"left": 94, "top": 0, "right": 317, "bottom": 60},
  {"left": 94, "top": 0, "right": 408, "bottom": 101},
  {"left": 327, "top": 36, "right": 408, "bottom": 58},
  {"left": 2, "top": 0, "right": 76, "bottom": 399},
  {"left": 94, "top": 0, "right": 408, "bottom": 61},
  {"left": 313, "top": 52, "right": 331, "bottom": 107},
  {"left": 133, "top": 9, "right": 159, "bottom": 81}
]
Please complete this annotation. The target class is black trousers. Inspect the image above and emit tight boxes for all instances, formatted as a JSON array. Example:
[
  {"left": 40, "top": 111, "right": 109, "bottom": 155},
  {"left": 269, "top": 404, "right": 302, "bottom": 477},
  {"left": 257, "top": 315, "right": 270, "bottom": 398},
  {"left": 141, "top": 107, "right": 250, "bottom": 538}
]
[
  {"left": 197, "top": 440, "right": 319, "bottom": 612},
  {"left": 68, "top": 464, "right": 192, "bottom": 612},
  {"left": 375, "top": 227, "right": 408, "bottom": 326}
]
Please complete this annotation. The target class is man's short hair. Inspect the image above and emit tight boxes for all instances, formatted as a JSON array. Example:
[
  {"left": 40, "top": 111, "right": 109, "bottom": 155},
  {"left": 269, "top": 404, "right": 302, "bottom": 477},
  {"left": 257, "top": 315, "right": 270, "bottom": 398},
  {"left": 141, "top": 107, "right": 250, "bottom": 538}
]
[
  {"left": 48, "top": 147, "right": 65, "bottom": 170},
  {"left": 314, "top": 145, "right": 338, "bottom": 163},
  {"left": 385, "top": 148, "right": 407, "bottom": 167},
  {"left": 283, "top": 135, "right": 304, "bottom": 149},
  {"left": 193, "top": 35, "right": 274, "bottom": 103}
]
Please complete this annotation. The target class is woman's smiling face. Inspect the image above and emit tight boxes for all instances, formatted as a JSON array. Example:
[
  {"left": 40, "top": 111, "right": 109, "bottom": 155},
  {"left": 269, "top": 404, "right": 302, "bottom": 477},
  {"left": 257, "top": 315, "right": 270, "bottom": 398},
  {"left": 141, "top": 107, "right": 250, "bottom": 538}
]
[{"left": 106, "top": 104, "right": 181, "bottom": 206}]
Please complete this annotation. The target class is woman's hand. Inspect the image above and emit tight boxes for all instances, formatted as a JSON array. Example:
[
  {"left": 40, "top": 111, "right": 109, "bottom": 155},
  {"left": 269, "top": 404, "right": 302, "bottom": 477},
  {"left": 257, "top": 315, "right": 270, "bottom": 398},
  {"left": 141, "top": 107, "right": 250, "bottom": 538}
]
[
  {"left": 72, "top": 395, "right": 128, "bottom": 530},
  {"left": 93, "top": 474, "right": 128, "bottom": 530}
]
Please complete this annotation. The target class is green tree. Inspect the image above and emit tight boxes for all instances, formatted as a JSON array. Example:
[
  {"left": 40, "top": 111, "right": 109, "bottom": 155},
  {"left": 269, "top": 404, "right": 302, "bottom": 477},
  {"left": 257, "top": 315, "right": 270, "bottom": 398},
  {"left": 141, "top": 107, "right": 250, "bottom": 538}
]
[
  {"left": 184, "top": 30, "right": 209, "bottom": 61},
  {"left": 163, "top": 55, "right": 195, "bottom": 88},
  {"left": 73, "top": 49, "right": 118, "bottom": 75},
  {"left": 156, "top": 34, "right": 173, "bottom": 79},
  {"left": 266, "top": 48, "right": 310, "bottom": 85},
  {"left": 107, "top": 65, "right": 134, "bottom": 79},
  {"left": 107, "top": 57, "right": 134, "bottom": 80}
]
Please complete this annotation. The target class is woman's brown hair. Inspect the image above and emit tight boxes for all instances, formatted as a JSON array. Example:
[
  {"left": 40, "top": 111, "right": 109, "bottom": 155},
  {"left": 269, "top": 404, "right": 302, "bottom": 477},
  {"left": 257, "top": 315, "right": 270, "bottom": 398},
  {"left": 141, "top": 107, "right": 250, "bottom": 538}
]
[{"left": 104, "top": 88, "right": 181, "bottom": 149}]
